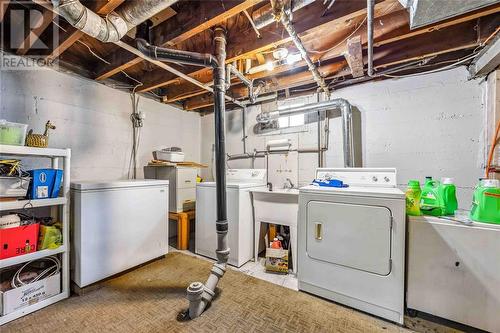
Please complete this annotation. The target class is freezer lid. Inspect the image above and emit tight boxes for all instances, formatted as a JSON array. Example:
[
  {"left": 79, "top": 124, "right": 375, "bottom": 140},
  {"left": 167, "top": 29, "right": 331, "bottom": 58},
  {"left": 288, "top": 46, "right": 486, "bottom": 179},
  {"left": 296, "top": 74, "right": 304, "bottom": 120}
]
[{"left": 71, "top": 179, "right": 169, "bottom": 190}]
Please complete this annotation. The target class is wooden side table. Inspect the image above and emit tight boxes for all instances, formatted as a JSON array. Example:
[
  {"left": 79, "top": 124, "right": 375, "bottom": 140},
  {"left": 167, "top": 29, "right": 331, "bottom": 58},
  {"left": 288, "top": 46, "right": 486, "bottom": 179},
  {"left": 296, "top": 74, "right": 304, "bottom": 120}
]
[{"left": 169, "top": 210, "right": 196, "bottom": 250}]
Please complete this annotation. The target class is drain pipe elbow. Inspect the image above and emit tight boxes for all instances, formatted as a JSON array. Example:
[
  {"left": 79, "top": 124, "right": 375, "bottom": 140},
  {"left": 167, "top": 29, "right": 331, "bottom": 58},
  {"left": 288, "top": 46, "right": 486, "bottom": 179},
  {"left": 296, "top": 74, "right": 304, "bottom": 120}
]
[{"left": 137, "top": 38, "right": 216, "bottom": 68}]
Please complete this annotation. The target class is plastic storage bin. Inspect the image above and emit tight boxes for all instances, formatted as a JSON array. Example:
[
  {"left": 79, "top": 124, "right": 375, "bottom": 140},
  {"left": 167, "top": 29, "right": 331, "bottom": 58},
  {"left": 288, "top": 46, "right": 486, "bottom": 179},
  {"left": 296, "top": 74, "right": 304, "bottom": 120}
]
[
  {"left": 0, "top": 176, "right": 31, "bottom": 198},
  {"left": 27, "top": 169, "right": 63, "bottom": 199},
  {"left": 0, "top": 120, "right": 28, "bottom": 146},
  {"left": 0, "top": 223, "right": 39, "bottom": 259}
]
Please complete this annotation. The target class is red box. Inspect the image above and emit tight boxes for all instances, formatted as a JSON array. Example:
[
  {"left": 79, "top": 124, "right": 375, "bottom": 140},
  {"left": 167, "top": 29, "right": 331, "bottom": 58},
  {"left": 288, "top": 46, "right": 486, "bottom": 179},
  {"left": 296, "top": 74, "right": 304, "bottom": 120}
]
[{"left": 0, "top": 224, "right": 39, "bottom": 259}]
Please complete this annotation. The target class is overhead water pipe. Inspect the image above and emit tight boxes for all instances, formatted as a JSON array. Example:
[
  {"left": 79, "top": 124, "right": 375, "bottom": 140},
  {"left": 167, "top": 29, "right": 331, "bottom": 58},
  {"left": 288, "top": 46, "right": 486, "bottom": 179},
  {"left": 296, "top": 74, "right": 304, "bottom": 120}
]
[
  {"left": 51, "top": 0, "right": 178, "bottom": 43},
  {"left": 256, "top": 99, "right": 355, "bottom": 167},
  {"left": 253, "top": 0, "right": 316, "bottom": 29},
  {"left": 272, "top": 0, "right": 330, "bottom": 96},
  {"left": 367, "top": 0, "right": 375, "bottom": 76}
]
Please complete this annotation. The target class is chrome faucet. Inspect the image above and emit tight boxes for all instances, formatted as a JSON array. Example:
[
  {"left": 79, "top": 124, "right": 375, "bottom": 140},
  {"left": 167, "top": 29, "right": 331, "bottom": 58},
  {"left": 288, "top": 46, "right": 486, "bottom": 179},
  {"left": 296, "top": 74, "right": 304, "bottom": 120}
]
[{"left": 284, "top": 178, "right": 295, "bottom": 189}]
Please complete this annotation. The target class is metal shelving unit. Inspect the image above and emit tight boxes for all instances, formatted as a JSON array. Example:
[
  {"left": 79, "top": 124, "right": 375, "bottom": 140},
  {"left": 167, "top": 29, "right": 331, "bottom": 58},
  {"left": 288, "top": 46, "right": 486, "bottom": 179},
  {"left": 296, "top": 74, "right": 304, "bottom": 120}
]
[{"left": 0, "top": 144, "right": 71, "bottom": 325}]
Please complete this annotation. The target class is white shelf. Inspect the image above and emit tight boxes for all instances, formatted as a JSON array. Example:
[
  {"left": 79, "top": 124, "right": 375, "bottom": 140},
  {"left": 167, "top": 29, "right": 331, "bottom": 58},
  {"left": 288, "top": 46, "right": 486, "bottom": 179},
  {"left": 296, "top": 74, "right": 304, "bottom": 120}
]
[
  {"left": 0, "top": 291, "right": 69, "bottom": 325},
  {"left": 0, "top": 145, "right": 70, "bottom": 158},
  {"left": 0, "top": 197, "right": 67, "bottom": 211},
  {"left": 0, "top": 144, "right": 70, "bottom": 325},
  {"left": 0, "top": 246, "right": 67, "bottom": 269}
]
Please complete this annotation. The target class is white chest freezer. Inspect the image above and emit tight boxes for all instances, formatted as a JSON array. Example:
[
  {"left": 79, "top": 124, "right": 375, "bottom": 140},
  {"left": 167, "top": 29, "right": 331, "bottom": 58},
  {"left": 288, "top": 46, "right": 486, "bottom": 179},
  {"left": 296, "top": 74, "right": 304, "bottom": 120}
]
[{"left": 71, "top": 179, "right": 169, "bottom": 287}]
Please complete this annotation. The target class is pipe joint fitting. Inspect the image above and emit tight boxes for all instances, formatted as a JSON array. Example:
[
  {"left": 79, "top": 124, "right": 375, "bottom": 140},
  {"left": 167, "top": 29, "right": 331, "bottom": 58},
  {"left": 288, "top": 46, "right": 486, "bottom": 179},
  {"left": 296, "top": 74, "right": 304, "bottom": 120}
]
[
  {"left": 215, "top": 248, "right": 230, "bottom": 262},
  {"left": 186, "top": 282, "right": 204, "bottom": 301}
]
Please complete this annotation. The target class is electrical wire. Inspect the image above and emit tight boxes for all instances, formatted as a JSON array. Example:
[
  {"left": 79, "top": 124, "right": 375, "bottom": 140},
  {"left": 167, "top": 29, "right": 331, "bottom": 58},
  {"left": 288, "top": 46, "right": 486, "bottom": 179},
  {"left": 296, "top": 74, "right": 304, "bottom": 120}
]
[
  {"left": 11, "top": 256, "right": 61, "bottom": 288},
  {"left": 381, "top": 52, "right": 479, "bottom": 78}
]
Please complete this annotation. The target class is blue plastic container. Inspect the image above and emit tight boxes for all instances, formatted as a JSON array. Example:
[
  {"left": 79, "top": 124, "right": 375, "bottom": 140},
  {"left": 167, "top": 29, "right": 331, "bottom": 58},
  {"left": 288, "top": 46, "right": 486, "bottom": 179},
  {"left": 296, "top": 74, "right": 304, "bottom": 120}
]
[{"left": 27, "top": 169, "right": 63, "bottom": 199}]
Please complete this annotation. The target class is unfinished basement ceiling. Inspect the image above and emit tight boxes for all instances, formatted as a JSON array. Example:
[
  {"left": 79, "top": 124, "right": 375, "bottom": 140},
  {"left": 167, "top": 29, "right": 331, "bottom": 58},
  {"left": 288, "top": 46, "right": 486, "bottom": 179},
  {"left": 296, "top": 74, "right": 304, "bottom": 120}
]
[{"left": 1, "top": 0, "right": 499, "bottom": 113}]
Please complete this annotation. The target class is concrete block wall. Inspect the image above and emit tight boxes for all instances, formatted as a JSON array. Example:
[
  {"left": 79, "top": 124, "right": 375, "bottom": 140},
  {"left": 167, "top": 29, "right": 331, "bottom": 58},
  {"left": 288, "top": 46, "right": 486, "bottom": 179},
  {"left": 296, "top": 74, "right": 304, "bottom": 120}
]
[
  {"left": 200, "top": 68, "right": 487, "bottom": 209},
  {"left": 0, "top": 68, "right": 201, "bottom": 181}
]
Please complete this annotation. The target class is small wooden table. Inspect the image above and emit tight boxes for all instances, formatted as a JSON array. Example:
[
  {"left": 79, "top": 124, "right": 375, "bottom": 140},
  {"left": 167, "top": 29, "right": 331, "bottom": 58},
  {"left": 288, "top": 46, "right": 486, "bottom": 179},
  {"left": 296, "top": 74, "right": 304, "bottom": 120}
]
[{"left": 169, "top": 210, "right": 195, "bottom": 250}]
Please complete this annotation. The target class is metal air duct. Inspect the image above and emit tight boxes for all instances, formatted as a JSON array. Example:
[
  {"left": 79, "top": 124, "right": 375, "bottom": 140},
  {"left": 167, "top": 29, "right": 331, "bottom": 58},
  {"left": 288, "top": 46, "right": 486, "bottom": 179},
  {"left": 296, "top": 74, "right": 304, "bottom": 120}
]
[
  {"left": 51, "top": 0, "right": 178, "bottom": 42},
  {"left": 256, "top": 98, "right": 355, "bottom": 167}
]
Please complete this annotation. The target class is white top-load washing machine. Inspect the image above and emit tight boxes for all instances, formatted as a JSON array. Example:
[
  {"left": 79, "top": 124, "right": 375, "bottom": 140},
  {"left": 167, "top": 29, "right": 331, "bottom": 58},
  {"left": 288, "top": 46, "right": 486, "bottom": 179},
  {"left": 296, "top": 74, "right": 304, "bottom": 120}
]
[
  {"left": 298, "top": 168, "right": 405, "bottom": 324},
  {"left": 196, "top": 169, "right": 267, "bottom": 267}
]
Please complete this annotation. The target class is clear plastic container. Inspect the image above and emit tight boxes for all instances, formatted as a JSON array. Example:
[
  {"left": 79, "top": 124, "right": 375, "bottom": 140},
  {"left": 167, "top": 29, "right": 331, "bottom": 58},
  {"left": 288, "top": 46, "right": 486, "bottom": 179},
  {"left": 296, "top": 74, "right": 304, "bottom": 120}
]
[{"left": 0, "top": 120, "right": 28, "bottom": 146}]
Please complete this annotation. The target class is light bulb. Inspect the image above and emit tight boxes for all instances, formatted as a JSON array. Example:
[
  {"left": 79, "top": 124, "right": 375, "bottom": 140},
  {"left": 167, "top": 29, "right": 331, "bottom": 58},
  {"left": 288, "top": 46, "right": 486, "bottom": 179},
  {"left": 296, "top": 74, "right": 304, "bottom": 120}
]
[
  {"left": 265, "top": 61, "right": 275, "bottom": 71},
  {"left": 286, "top": 53, "right": 302, "bottom": 65}
]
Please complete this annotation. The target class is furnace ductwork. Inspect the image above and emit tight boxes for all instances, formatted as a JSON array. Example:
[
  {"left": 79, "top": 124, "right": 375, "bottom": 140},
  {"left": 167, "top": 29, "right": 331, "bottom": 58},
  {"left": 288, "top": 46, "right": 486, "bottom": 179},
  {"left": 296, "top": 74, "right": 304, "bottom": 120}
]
[
  {"left": 256, "top": 98, "right": 355, "bottom": 167},
  {"left": 51, "top": 0, "right": 178, "bottom": 43}
]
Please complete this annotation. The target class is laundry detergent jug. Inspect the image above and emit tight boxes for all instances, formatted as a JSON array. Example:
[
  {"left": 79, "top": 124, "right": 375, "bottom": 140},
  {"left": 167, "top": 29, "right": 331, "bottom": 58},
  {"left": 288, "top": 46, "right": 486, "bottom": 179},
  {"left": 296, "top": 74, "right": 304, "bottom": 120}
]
[
  {"left": 406, "top": 180, "right": 422, "bottom": 216},
  {"left": 440, "top": 178, "right": 458, "bottom": 216},
  {"left": 420, "top": 177, "right": 445, "bottom": 216},
  {"left": 470, "top": 179, "right": 500, "bottom": 224}
]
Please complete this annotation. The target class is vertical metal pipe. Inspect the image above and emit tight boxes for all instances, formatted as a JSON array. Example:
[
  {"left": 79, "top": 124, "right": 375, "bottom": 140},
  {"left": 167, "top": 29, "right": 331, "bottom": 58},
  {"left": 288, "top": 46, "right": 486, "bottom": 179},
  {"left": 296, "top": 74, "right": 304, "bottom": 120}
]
[
  {"left": 367, "top": 0, "right": 375, "bottom": 77},
  {"left": 185, "top": 28, "right": 230, "bottom": 320}
]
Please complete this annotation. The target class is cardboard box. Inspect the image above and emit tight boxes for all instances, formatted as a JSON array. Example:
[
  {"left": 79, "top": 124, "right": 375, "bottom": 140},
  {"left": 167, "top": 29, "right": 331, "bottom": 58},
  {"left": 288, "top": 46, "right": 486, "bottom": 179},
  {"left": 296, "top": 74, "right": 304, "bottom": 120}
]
[
  {"left": 0, "top": 273, "right": 60, "bottom": 315},
  {"left": 265, "top": 248, "right": 289, "bottom": 274}
]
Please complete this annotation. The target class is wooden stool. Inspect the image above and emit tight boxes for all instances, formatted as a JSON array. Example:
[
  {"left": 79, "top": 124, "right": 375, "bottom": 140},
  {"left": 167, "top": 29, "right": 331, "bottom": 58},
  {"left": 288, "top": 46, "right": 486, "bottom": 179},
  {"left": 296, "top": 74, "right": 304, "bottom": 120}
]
[{"left": 169, "top": 210, "right": 196, "bottom": 250}]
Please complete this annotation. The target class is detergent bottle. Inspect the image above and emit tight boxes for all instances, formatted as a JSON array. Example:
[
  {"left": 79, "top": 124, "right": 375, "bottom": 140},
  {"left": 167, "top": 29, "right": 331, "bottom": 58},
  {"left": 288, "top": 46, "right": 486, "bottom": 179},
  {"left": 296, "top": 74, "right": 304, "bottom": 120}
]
[
  {"left": 440, "top": 178, "right": 458, "bottom": 216},
  {"left": 420, "top": 177, "right": 445, "bottom": 216},
  {"left": 405, "top": 180, "right": 422, "bottom": 216},
  {"left": 470, "top": 179, "right": 500, "bottom": 224}
]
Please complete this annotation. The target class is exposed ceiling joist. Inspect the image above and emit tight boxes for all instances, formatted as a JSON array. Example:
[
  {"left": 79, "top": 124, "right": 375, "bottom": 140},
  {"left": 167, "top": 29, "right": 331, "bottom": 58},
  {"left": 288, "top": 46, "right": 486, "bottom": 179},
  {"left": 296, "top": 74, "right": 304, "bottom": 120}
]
[
  {"left": 137, "top": 0, "right": 399, "bottom": 95},
  {"left": 159, "top": 1, "right": 500, "bottom": 104},
  {"left": 0, "top": 0, "right": 10, "bottom": 23},
  {"left": 94, "top": 0, "right": 262, "bottom": 81},
  {"left": 183, "top": 16, "right": 499, "bottom": 111},
  {"left": 154, "top": 3, "right": 405, "bottom": 101}
]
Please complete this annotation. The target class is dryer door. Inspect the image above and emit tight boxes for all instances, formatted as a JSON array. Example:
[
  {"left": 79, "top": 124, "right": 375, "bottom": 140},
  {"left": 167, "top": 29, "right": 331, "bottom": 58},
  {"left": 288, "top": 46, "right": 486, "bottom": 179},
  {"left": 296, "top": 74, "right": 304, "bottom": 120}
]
[{"left": 306, "top": 201, "right": 392, "bottom": 275}]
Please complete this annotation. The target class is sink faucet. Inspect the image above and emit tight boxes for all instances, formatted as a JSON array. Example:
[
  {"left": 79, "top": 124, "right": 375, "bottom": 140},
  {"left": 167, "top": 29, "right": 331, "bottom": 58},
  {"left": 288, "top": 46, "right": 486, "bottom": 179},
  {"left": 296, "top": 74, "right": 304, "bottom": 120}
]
[
  {"left": 284, "top": 178, "right": 295, "bottom": 189},
  {"left": 267, "top": 182, "right": 273, "bottom": 192}
]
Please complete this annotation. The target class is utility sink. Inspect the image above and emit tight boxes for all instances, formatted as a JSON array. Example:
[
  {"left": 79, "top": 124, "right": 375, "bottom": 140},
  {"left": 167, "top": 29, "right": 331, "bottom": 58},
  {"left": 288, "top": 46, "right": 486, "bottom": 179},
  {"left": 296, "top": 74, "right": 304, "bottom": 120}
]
[{"left": 251, "top": 188, "right": 299, "bottom": 273}]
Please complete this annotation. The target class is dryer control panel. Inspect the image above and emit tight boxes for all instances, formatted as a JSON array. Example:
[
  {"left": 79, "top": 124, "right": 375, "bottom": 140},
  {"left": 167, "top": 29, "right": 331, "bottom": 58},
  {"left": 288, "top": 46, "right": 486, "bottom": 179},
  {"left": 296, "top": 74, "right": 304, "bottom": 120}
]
[{"left": 316, "top": 168, "right": 397, "bottom": 187}]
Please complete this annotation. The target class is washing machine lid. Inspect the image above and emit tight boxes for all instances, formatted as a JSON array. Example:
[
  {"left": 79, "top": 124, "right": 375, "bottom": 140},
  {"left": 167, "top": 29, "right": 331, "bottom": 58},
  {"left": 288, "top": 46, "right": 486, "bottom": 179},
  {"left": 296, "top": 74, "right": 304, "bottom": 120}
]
[
  {"left": 300, "top": 185, "right": 404, "bottom": 199},
  {"left": 197, "top": 181, "right": 267, "bottom": 189}
]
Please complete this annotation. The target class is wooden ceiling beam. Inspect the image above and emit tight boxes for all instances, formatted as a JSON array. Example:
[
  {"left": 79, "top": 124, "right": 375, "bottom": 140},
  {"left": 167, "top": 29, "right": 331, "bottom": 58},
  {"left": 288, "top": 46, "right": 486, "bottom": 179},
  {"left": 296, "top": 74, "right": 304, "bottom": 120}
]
[
  {"left": 159, "top": 2, "right": 499, "bottom": 103},
  {"left": 137, "top": 0, "right": 399, "bottom": 94},
  {"left": 183, "top": 16, "right": 498, "bottom": 111},
  {"left": 184, "top": 61, "right": 349, "bottom": 110},
  {"left": 47, "top": 0, "right": 125, "bottom": 60},
  {"left": 94, "top": 0, "right": 262, "bottom": 81},
  {"left": 0, "top": 0, "right": 10, "bottom": 23},
  {"left": 16, "top": 8, "right": 54, "bottom": 55},
  {"left": 155, "top": 3, "right": 405, "bottom": 100}
]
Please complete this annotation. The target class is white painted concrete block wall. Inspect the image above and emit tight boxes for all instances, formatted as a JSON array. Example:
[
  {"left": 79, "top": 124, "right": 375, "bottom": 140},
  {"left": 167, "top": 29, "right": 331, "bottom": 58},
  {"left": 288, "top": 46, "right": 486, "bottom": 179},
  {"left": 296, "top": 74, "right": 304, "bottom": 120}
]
[
  {"left": 200, "top": 68, "right": 486, "bottom": 208},
  {"left": 0, "top": 69, "right": 201, "bottom": 180}
]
